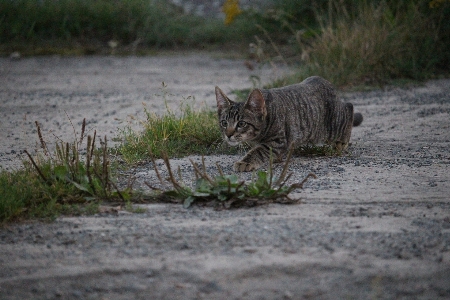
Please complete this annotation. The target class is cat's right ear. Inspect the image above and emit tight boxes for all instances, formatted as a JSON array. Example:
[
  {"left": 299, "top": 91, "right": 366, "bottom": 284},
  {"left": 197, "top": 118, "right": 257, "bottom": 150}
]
[
  {"left": 215, "top": 86, "right": 233, "bottom": 113},
  {"left": 245, "top": 89, "right": 267, "bottom": 119}
]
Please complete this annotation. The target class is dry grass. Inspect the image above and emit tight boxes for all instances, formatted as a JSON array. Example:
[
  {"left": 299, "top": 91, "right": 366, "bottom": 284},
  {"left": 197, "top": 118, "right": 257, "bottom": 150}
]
[
  {"left": 300, "top": 2, "right": 429, "bottom": 86},
  {"left": 256, "top": 1, "right": 450, "bottom": 88}
]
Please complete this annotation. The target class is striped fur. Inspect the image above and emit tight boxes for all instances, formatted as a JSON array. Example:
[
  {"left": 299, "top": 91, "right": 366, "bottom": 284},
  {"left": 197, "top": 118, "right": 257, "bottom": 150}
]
[{"left": 215, "top": 76, "right": 363, "bottom": 172}]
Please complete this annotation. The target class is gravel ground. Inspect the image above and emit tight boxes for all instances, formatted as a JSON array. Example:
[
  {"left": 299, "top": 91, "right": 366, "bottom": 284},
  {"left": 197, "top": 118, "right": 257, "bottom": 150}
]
[{"left": 0, "top": 54, "right": 449, "bottom": 299}]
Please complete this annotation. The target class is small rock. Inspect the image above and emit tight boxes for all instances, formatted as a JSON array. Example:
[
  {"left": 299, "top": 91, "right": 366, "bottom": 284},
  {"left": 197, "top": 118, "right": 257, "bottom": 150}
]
[{"left": 10, "top": 51, "right": 21, "bottom": 60}]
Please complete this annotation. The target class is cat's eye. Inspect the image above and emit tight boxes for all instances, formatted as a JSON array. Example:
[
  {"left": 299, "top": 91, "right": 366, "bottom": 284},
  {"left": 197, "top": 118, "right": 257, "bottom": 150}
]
[
  {"left": 220, "top": 120, "right": 228, "bottom": 127},
  {"left": 237, "top": 121, "right": 247, "bottom": 128}
]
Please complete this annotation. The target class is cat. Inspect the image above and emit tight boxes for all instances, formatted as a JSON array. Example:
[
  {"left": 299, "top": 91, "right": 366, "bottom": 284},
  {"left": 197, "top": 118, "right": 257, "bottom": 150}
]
[{"left": 215, "top": 76, "right": 363, "bottom": 172}]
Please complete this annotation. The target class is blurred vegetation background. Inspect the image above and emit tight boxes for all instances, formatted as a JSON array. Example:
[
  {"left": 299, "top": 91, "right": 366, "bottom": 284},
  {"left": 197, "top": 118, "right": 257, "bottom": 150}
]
[{"left": 1, "top": 0, "right": 449, "bottom": 86}]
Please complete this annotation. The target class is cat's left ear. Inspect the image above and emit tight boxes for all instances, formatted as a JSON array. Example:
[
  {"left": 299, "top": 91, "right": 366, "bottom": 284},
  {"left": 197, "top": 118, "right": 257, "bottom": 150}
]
[
  {"left": 245, "top": 89, "right": 267, "bottom": 118},
  {"left": 215, "top": 86, "right": 233, "bottom": 113}
]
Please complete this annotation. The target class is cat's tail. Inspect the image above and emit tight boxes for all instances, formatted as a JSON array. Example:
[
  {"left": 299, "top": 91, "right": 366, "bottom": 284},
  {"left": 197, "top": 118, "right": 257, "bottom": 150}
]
[{"left": 353, "top": 113, "right": 363, "bottom": 127}]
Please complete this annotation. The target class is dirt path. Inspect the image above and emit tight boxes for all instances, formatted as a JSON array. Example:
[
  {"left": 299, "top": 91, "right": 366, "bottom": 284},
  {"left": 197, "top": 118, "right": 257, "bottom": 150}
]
[{"left": 0, "top": 54, "right": 449, "bottom": 299}]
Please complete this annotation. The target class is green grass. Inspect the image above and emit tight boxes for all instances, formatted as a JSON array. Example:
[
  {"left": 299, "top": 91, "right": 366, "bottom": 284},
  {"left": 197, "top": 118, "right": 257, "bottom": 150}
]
[
  {"left": 117, "top": 87, "right": 232, "bottom": 164},
  {"left": 0, "top": 119, "right": 134, "bottom": 224},
  {"left": 0, "top": 163, "right": 102, "bottom": 223},
  {"left": 0, "top": 168, "right": 36, "bottom": 222}
]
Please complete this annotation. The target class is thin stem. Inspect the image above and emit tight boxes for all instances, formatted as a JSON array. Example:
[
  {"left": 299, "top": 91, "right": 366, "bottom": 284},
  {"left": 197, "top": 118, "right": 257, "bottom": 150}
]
[
  {"left": 24, "top": 150, "right": 48, "bottom": 183},
  {"left": 275, "top": 144, "right": 295, "bottom": 186},
  {"left": 162, "top": 152, "right": 183, "bottom": 191},
  {"left": 148, "top": 147, "right": 164, "bottom": 185}
]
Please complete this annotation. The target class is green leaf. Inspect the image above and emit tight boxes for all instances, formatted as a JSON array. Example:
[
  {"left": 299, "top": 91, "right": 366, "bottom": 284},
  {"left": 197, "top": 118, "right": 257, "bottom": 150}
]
[
  {"left": 76, "top": 163, "right": 86, "bottom": 174},
  {"left": 70, "top": 180, "right": 93, "bottom": 195},
  {"left": 53, "top": 165, "right": 69, "bottom": 181},
  {"left": 246, "top": 184, "right": 260, "bottom": 196},
  {"left": 225, "top": 174, "right": 239, "bottom": 183},
  {"left": 91, "top": 178, "right": 102, "bottom": 192},
  {"left": 212, "top": 185, "right": 228, "bottom": 193},
  {"left": 183, "top": 196, "right": 196, "bottom": 208},
  {"left": 229, "top": 187, "right": 239, "bottom": 194},
  {"left": 218, "top": 194, "right": 228, "bottom": 201},
  {"left": 192, "top": 192, "right": 210, "bottom": 197},
  {"left": 255, "top": 170, "right": 269, "bottom": 187},
  {"left": 79, "top": 175, "right": 89, "bottom": 185},
  {"left": 216, "top": 174, "right": 239, "bottom": 185},
  {"left": 260, "top": 189, "right": 278, "bottom": 198},
  {"left": 195, "top": 178, "right": 212, "bottom": 193}
]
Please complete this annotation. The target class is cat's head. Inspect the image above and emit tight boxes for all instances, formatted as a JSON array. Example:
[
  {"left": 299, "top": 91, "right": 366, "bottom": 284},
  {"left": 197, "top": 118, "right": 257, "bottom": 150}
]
[{"left": 215, "top": 86, "right": 267, "bottom": 146}]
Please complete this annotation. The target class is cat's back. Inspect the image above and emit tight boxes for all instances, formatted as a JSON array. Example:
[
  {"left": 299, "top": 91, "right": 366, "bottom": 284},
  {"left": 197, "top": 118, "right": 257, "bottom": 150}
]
[
  {"left": 261, "top": 76, "right": 337, "bottom": 106},
  {"left": 257, "top": 76, "right": 348, "bottom": 145}
]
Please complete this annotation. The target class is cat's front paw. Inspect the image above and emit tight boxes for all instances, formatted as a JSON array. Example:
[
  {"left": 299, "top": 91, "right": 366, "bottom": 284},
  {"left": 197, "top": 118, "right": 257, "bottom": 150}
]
[{"left": 234, "top": 161, "right": 260, "bottom": 172}]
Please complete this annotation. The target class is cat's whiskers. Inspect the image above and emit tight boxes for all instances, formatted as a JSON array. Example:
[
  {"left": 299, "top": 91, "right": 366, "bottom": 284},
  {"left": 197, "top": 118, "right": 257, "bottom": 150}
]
[{"left": 237, "top": 142, "right": 250, "bottom": 155}]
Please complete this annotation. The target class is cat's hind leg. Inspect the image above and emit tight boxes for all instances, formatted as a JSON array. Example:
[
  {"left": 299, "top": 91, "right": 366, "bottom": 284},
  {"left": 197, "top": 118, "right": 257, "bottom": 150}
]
[{"left": 333, "top": 103, "right": 354, "bottom": 154}]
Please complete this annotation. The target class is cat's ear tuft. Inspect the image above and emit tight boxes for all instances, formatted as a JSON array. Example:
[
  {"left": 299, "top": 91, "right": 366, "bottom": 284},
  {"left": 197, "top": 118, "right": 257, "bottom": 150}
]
[
  {"left": 215, "top": 86, "right": 232, "bottom": 112},
  {"left": 245, "top": 89, "right": 266, "bottom": 118}
]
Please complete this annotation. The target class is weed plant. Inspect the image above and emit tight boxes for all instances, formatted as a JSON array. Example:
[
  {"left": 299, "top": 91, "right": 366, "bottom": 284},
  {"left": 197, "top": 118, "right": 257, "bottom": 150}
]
[
  {"left": 0, "top": 119, "right": 132, "bottom": 223},
  {"left": 146, "top": 148, "right": 316, "bottom": 209}
]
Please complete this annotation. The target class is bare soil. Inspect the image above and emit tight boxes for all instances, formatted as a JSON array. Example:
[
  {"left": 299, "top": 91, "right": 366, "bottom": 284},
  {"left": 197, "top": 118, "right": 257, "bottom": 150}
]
[{"left": 0, "top": 54, "right": 449, "bottom": 299}]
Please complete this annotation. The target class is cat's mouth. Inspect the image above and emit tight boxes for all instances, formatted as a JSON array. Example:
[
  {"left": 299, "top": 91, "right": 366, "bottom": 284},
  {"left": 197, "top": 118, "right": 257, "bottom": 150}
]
[
  {"left": 226, "top": 140, "right": 240, "bottom": 147},
  {"left": 225, "top": 137, "right": 240, "bottom": 147},
  {"left": 228, "top": 141, "right": 240, "bottom": 147}
]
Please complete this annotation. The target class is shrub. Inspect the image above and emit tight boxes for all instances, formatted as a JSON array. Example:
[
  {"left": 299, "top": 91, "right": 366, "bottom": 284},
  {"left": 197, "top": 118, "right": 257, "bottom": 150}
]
[{"left": 256, "top": 0, "right": 450, "bottom": 87}]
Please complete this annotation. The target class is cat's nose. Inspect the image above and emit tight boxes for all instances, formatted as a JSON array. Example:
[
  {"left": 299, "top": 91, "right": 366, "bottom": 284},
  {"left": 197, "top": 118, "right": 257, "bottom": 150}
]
[{"left": 225, "top": 128, "right": 234, "bottom": 138}]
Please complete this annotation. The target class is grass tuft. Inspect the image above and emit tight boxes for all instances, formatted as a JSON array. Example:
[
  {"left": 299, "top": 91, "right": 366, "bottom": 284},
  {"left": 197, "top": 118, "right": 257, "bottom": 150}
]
[
  {"left": 146, "top": 147, "right": 317, "bottom": 209},
  {"left": 117, "top": 85, "right": 233, "bottom": 164},
  {"left": 0, "top": 119, "right": 134, "bottom": 223}
]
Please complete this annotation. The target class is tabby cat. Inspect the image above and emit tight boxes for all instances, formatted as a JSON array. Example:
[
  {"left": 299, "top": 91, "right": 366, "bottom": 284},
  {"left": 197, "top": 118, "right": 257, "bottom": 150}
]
[{"left": 215, "top": 76, "right": 363, "bottom": 172}]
